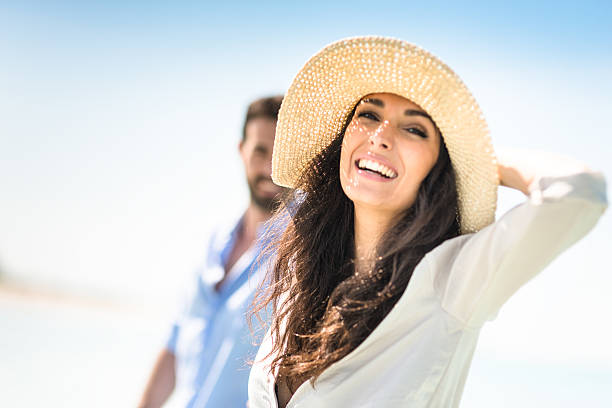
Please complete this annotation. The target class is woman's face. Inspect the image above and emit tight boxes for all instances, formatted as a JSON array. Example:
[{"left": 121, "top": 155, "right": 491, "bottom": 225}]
[{"left": 339, "top": 93, "right": 441, "bottom": 217}]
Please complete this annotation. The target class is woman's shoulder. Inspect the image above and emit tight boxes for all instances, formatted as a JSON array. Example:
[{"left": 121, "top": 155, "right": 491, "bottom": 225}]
[{"left": 423, "top": 233, "right": 473, "bottom": 269}]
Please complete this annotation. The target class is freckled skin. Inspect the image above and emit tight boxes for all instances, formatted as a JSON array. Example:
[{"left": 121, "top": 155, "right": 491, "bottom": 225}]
[{"left": 339, "top": 93, "right": 441, "bottom": 218}]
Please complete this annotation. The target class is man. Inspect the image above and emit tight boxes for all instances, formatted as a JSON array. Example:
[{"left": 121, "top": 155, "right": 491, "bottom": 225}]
[{"left": 139, "top": 96, "right": 285, "bottom": 408}]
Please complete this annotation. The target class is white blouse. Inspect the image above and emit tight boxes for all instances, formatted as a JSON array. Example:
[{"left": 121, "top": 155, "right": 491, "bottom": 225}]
[{"left": 248, "top": 171, "right": 608, "bottom": 408}]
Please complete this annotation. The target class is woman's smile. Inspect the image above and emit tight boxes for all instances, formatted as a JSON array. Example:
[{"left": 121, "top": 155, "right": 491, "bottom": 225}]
[{"left": 354, "top": 153, "right": 398, "bottom": 181}]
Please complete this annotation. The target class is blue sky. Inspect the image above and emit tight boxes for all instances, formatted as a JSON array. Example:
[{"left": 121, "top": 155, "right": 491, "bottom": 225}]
[{"left": 1, "top": 0, "right": 611, "bottom": 379}]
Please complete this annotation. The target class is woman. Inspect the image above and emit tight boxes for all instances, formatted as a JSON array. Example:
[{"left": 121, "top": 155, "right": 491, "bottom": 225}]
[{"left": 248, "top": 37, "right": 607, "bottom": 408}]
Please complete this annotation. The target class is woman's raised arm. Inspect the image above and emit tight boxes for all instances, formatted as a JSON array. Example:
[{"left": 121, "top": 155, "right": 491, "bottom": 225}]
[{"left": 430, "top": 148, "right": 607, "bottom": 328}]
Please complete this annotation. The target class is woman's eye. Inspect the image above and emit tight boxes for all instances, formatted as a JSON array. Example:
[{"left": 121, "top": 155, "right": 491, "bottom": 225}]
[
  {"left": 404, "top": 127, "right": 427, "bottom": 138},
  {"left": 357, "top": 111, "right": 379, "bottom": 121}
]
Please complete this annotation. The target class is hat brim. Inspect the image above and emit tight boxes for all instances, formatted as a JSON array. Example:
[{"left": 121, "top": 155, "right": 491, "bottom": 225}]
[{"left": 273, "top": 36, "right": 498, "bottom": 233}]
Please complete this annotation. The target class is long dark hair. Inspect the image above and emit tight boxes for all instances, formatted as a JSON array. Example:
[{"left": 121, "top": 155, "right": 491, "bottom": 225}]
[{"left": 251, "top": 115, "right": 460, "bottom": 391}]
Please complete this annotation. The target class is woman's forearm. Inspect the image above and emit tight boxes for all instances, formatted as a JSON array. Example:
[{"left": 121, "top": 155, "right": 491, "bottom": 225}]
[{"left": 496, "top": 147, "right": 591, "bottom": 195}]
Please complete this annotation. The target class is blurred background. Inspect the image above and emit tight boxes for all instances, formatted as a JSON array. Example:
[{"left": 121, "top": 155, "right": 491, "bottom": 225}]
[{"left": 1, "top": 1, "right": 610, "bottom": 406}]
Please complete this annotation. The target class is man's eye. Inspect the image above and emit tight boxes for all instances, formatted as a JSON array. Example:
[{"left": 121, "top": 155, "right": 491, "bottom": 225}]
[
  {"left": 404, "top": 127, "right": 427, "bottom": 138},
  {"left": 357, "top": 111, "right": 379, "bottom": 121}
]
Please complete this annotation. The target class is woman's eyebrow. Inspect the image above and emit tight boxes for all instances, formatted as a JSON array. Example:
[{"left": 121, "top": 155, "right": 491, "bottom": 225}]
[
  {"left": 360, "top": 98, "right": 384, "bottom": 107},
  {"left": 360, "top": 99, "right": 436, "bottom": 126},
  {"left": 404, "top": 109, "right": 435, "bottom": 126}
]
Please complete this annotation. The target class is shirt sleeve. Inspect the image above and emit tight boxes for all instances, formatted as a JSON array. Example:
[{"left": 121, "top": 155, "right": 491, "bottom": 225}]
[
  {"left": 430, "top": 171, "right": 608, "bottom": 328},
  {"left": 164, "top": 227, "right": 221, "bottom": 353},
  {"left": 164, "top": 267, "right": 206, "bottom": 353},
  {"left": 165, "top": 323, "right": 181, "bottom": 353}
]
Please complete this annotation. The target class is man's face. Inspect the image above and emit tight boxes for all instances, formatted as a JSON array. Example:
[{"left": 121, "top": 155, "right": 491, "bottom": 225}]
[{"left": 239, "top": 117, "right": 285, "bottom": 212}]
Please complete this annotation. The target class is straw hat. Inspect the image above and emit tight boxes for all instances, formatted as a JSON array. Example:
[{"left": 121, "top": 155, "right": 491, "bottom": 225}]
[{"left": 272, "top": 36, "right": 498, "bottom": 234}]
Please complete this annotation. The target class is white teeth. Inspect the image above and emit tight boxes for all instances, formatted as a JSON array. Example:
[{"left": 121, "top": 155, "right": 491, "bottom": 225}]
[{"left": 357, "top": 159, "right": 397, "bottom": 178}]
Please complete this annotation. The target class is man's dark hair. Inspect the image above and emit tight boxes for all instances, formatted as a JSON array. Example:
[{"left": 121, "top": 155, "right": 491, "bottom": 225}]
[{"left": 242, "top": 95, "right": 284, "bottom": 141}]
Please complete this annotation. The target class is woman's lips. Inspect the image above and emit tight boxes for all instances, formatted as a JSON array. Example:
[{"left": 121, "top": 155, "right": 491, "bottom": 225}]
[{"left": 354, "top": 160, "right": 395, "bottom": 182}]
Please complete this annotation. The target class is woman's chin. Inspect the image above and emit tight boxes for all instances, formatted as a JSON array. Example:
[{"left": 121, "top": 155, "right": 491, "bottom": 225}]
[
  {"left": 350, "top": 195, "right": 399, "bottom": 213},
  {"left": 345, "top": 188, "right": 416, "bottom": 215}
]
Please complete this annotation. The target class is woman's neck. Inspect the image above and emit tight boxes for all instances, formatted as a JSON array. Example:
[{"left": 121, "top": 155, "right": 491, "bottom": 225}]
[{"left": 353, "top": 204, "right": 398, "bottom": 271}]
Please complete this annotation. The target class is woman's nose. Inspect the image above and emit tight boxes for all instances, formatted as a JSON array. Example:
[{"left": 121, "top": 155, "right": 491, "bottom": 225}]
[{"left": 368, "top": 121, "right": 392, "bottom": 149}]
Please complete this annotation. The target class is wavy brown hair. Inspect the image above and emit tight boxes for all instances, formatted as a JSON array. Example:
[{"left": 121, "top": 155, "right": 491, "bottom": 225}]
[{"left": 251, "top": 114, "right": 460, "bottom": 391}]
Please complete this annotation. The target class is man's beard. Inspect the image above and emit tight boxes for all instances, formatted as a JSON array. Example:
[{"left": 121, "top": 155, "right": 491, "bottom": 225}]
[{"left": 248, "top": 176, "right": 281, "bottom": 213}]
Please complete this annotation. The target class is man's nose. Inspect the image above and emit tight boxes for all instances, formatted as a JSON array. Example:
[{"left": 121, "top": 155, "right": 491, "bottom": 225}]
[
  {"left": 264, "top": 156, "right": 273, "bottom": 176},
  {"left": 368, "top": 121, "right": 392, "bottom": 149}
]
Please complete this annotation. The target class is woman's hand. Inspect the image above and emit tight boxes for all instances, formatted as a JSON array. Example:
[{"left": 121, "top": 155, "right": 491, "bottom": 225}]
[{"left": 496, "top": 147, "right": 591, "bottom": 195}]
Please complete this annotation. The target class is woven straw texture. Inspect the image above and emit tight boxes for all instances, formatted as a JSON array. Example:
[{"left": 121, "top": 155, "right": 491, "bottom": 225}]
[{"left": 273, "top": 36, "right": 498, "bottom": 233}]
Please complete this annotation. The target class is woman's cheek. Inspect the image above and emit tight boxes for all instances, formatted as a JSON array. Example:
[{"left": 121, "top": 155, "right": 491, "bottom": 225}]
[{"left": 339, "top": 150, "right": 353, "bottom": 196}]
